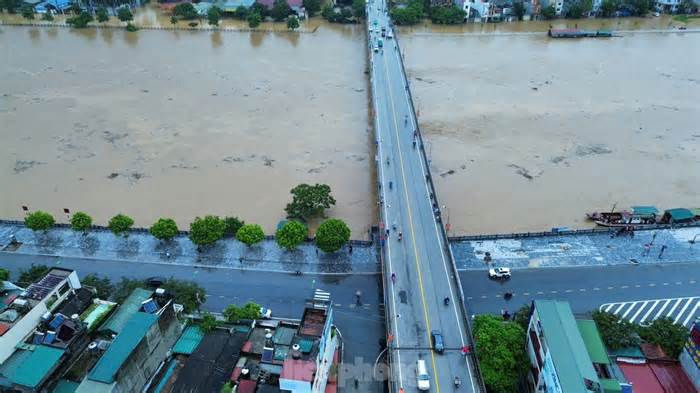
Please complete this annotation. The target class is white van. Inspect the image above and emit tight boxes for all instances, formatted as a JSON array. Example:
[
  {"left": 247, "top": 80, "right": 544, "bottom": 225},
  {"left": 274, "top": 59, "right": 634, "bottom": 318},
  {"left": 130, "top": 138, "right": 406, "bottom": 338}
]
[{"left": 416, "top": 359, "right": 430, "bottom": 391}]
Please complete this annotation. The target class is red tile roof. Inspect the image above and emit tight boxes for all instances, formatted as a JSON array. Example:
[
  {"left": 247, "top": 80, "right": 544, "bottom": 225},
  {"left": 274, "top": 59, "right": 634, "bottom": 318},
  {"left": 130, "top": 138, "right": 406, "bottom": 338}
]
[
  {"left": 237, "top": 380, "right": 257, "bottom": 393},
  {"left": 618, "top": 362, "right": 665, "bottom": 393},
  {"left": 280, "top": 359, "right": 315, "bottom": 382},
  {"left": 618, "top": 360, "right": 696, "bottom": 393},
  {"left": 0, "top": 323, "right": 10, "bottom": 337}
]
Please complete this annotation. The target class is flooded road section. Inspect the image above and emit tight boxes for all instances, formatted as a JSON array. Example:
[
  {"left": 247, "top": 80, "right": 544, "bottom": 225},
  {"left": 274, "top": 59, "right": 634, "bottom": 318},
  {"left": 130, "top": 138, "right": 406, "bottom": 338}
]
[
  {"left": 0, "top": 25, "right": 374, "bottom": 237},
  {"left": 402, "top": 28, "right": 700, "bottom": 235}
]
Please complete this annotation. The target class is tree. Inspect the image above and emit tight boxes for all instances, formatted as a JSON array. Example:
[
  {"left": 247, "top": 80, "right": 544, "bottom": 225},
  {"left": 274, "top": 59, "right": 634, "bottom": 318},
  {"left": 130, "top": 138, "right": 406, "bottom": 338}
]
[
  {"left": 271, "top": 0, "right": 291, "bottom": 21},
  {"left": 66, "top": 11, "right": 93, "bottom": 28},
  {"left": 173, "top": 2, "right": 198, "bottom": 19},
  {"left": 430, "top": 5, "right": 465, "bottom": 24},
  {"left": 600, "top": 0, "right": 618, "bottom": 16},
  {"left": 340, "top": 7, "right": 352, "bottom": 19},
  {"left": 250, "top": 1, "right": 267, "bottom": 16},
  {"left": 276, "top": 220, "right": 307, "bottom": 250},
  {"left": 303, "top": 0, "right": 321, "bottom": 16},
  {"left": 566, "top": 0, "right": 592, "bottom": 18},
  {"left": 25, "top": 211, "right": 55, "bottom": 231},
  {"left": 108, "top": 214, "right": 134, "bottom": 235},
  {"left": 68, "top": 1, "right": 80, "bottom": 14},
  {"left": 321, "top": 4, "right": 334, "bottom": 19},
  {"left": 637, "top": 317, "right": 689, "bottom": 358},
  {"left": 224, "top": 302, "right": 261, "bottom": 321},
  {"left": 113, "top": 277, "right": 148, "bottom": 303},
  {"left": 150, "top": 218, "right": 179, "bottom": 241},
  {"left": 223, "top": 217, "right": 245, "bottom": 238},
  {"left": 71, "top": 212, "right": 93, "bottom": 232},
  {"left": 207, "top": 5, "right": 222, "bottom": 26},
  {"left": 352, "top": 0, "right": 365, "bottom": 17},
  {"left": 625, "top": 0, "right": 649, "bottom": 15},
  {"left": 234, "top": 5, "right": 248, "bottom": 19},
  {"left": 236, "top": 224, "right": 265, "bottom": 246},
  {"left": 170, "top": 15, "right": 178, "bottom": 24},
  {"left": 315, "top": 218, "right": 350, "bottom": 253},
  {"left": 541, "top": 4, "right": 556, "bottom": 18},
  {"left": 189, "top": 215, "right": 226, "bottom": 247},
  {"left": 247, "top": 11, "right": 262, "bottom": 27},
  {"left": 82, "top": 274, "right": 113, "bottom": 299},
  {"left": 18, "top": 264, "right": 50, "bottom": 286},
  {"left": 473, "top": 315, "right": 529, "bottom": 393},
  {"left": 0, "top": 268, "right": 10, "bottom": 281},
  {"left": 21, "top": 5, "right": 34, "bottom": 19},
  {"left": 199, "top": 312, "right": 219, "bottom": 332},
  {"left": 1, "top": 0, "right": 24, "bottom": 13},
  {"left": 513, "top": 303, "right": 532, "bottom": 331},
  {"left": 117, "top": 6, "right": 133, "bottom": 22},
  {"left": 42, "top": 11, "right": 54, "bottom": 21},
  {"left": 285, "top": 183, "right": 336, "bottom": 221},
  {"left": 677, "top": 0, "right": 698, "bottom": 13},
  {"left": 287, "top": 15, "right": 299, "bottom": 29},
  {"left": 126, "top": 22, "right": 138, "bottom": 31},
  {"left": 390, "top": 3, "right": 422, "bottom": 25},
  {"left": 162, "top": 278, "right": 206, "bottom": 312},
  {"left": 96, "top": 7, "right": 109, "bottom": 22},
  {"left": 592, "top": 310, "right": 640, "bottom": 350},
  {"left": 512, "top": 1, "right": 526, "bottom": 19}
]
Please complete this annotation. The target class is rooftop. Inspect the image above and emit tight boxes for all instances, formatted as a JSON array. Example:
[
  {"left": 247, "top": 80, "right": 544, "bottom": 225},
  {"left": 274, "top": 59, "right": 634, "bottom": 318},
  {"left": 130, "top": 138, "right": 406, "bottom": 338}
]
[
  {"left": 0, "top": 345, "right": 65, "bottom": 388},
  {"left": 576, "top": 319, "right": 610, "bottom": 365},
  {"left": 534, "top": 300, "right": 599, "bottom": 393},
  {"left": 617, "top": 360, "right": 696, "bottom": 393},
  {"left": 88, "top": 312, "right": 159, "bottom": 384},
  {"left": 172, "top": 325, "right": 205, "bottom": 355},
  {"left": 299, "top": 308, "right": 327, "bottom": 337},
  {"left": 280, "top": 358, "right": 315, "bottom": 382},
  {"left": 98, "top": 288, "right": 152, "bottom": 336}
]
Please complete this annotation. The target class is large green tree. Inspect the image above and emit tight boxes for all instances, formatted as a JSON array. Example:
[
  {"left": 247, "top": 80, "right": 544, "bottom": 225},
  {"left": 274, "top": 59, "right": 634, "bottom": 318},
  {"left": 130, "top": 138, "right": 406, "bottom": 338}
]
[
  {"left": 21, "top": 5, "right": 34, "bottom": 19},
  {"left": 189, "top": 215, "right": 226, "bottom": 247},
  {"left": 82, "top": 274, "right": 114, "bottom": 299},
  {"left": 600, "top": 0, "right": 619, "bottom": 16},
  {"left": 352, "top": 0, "right": 365, "bottom": 17},
  {"left": 315, "top": 218, "right": 350, "bottom": 253},
  {"left": 473, "top": 315, "right": 529, "bottom": 393},
  {"left": 234, "top": 5, "right": 248, "bottom": 19},
  {"left": 150, "top": 218, "right": 179, "bottom": 241},
  {"left": 512, "top": 1, "right": 526, "bottom": 19},
  {"left": 276, "top": 220, "right": 307, "bottom": 250},
  {"left": 199, "top": 312, "right": 219, "bottom": 332},
  {"left": 677, "top": 0, "right": 698, "bottom": 13},
  {"left": 287, "top": 15, "right": 299, "bottom": 29},
  {"left": 223, "top": 217, "right": 245, "bottom": 237},
  {"left": 0, "top": 268, "right": 10, "bottom": 281},
  {"left": 173, "top": 2, "right": 198, "bottom": 19},
  {"left": 162, "top": 278, "right": 206, "bottom": 312},
  {"left": 18, "top": 264, "right": 50, "bottom": 286},
  {"left": 592, "top": 310, "right": 640, "bottom": 350},
  {"left": 70, "top": 212, "right": 92, "bottom": 232},
  {"left": 224, "top": 302, "right": 261, "bottom": 321},
  {"left": 247, "top": 11, "right": 262, "bottom": 27},
  {"left": 625, "top": 0, "right": 649, "bottom": 15},
  {"left": 303, "top": 0, "right": 321, "bottom": 16},
  {"left": 117, "top": 6, "right": 133, "bottom": 22},
  {"left": 236, "top": 224, "right": 265, "bottom": 246},
  {"left": 271, "top": 0, "right": 291, "bottom": 21},
  {"left": 285, "top": 183, "right": 336, "bottom": 221},
  {"left": 66, "top": 11, "right": 93, "bottom": 28},
  {"left": 390, "top": 0, "right": 423, "bottom": 25},
  {"left": 96, "top": 7, "right": 109, "bottom": 22},
  {"left": 1, "top": 0, "right": 24, "bottom": 13},
  {"left": 430, "top": 5, "right": 465, "bottom": 24},
  {"left": 25, "top": 211, "right": 55, "bottom": 231},
  {"left": 541, "top": 4, "right": 556, "bottom": 19},
  {"left": 637, "top": 317, "right": 689, "bottom": 358},
  {"left": 207, "top": 5, "right": 222, "bottom": 26},
  {"left": 108, "top": 214, "right": 134, "bottom": 236}
]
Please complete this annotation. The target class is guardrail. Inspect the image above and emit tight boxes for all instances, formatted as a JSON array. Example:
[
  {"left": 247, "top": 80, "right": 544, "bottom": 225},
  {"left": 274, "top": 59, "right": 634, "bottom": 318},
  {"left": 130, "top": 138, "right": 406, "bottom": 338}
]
[{"left": 392, "top": 27, "right": 487, "bottom": 393}]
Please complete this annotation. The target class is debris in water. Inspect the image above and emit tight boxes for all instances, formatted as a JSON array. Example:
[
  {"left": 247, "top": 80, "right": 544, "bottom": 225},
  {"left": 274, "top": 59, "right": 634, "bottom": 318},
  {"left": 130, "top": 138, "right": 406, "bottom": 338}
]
[
  {"left": 13, "top": 160, "right": 45, "bottom": 174},
  {"left": 575, "top": 144, "right": 612, "bottom": 157},
  {"left": 107, "top": 173, "right": 119, "bottom": 179},
  {"left": 508, "top": 164, "right": 542, "bottom": 180},
  {"left": 440, "top": 169, "right": 456, "bottom": 178}
]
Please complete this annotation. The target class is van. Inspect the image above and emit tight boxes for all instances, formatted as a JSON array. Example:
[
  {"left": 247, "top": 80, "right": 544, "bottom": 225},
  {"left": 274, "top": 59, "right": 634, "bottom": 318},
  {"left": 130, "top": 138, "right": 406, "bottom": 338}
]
[{"left": 416, "top": 360, "right": 430, "bottom": 391}]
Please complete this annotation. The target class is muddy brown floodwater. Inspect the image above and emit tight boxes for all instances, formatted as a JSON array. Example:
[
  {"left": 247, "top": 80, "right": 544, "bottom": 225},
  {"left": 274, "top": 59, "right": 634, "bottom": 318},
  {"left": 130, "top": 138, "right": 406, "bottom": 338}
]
[
  {"left": 0, "top": 24, "right": 374, "bottom": 238},
  {"left": 401, "top": 22, "right": 700, "bottom": 235}
]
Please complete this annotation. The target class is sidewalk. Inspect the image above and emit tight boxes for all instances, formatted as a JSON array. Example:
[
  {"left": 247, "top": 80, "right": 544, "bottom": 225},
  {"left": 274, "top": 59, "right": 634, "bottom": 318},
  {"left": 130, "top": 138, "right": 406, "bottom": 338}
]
[
  {"left": 452, "top": 227, "right": 700, "bottom": 270},
  {"left": 0, "top": 222, "right": 379, "bottom": 274}
]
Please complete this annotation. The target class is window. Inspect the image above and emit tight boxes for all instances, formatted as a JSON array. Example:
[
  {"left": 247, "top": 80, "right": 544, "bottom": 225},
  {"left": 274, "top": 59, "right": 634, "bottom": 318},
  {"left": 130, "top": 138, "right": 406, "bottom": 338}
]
[{"left": 58, "top": 283, "right": 69, "bottom": 296}]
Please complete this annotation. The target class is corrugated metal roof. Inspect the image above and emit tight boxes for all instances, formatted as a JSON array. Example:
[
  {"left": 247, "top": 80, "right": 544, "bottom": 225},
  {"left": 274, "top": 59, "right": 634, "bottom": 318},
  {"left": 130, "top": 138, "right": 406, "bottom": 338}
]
[
  {"left": 631, "top": 206, "right": 659, "bottom": 217},
  {"left": 98, "top": 288, "right": 152, "bottom": 335},
  {"left": 665, "top": 208, "right": 695, "bottom": 222},
  {"left": 535, "top": 300, "right": 599, "bottom": 393},
  {"left": 53, "top": 379, "right": 80, "bottom": 393},
  {"left": 600, "top": 378, "right": 622, "bottom": 393},
  {"left": 0, "top": 346, "right": 65, "bottom": 388},
  {"left": 173, "top": 326, "right": 205, "bottom": 355},
  {"left": 89, "top": 312, "right": 158, "bottom": 384},
  {"left": 576, "top": 319, "right": 610, "bottom": 365}
]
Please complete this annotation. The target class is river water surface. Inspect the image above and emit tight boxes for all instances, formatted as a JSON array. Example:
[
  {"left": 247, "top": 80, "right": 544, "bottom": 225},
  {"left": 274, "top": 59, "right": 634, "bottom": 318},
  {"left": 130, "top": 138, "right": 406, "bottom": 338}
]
[{"left": 0, "top": 23, "right": 374, "bottom": 237}]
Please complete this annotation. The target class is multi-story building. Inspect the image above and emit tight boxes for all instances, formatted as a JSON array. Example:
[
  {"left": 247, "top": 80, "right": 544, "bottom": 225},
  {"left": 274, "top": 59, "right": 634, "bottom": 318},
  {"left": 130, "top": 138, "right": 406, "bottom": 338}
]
[
  {"left": 680, "top": 319, "right": 700, "bottom": 391},
  {"left": 655, "top": 0, "right": 681, "bottom": 13}
]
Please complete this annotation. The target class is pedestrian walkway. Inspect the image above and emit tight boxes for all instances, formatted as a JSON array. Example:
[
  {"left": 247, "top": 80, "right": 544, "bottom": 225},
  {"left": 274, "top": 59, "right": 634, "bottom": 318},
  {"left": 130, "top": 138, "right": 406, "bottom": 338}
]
[{"left": 599, "top": 296, "right": 700, "bottom": 327}]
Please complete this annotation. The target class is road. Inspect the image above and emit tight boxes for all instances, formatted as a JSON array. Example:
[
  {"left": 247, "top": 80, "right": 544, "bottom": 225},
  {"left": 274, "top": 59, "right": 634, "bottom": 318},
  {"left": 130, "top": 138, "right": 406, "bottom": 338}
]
[
  {"left": 460, "top": 263, "right": 700, "bottom": 318},
  {"left": 368, "top": 2, "right": 478, "bottom": 392},
  {"left": 0, "top": 252, "right": 385, "bottom": 392}
]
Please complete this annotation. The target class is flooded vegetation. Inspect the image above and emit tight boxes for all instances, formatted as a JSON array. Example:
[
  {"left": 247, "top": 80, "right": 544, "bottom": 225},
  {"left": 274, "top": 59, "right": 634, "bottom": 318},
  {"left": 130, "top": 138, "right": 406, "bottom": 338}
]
[
  {"left": 0, "top": 23, "right": 373, "bottom": 237},
  {"left": 402, "top": 23, "right": 700, "bottom": 235}
]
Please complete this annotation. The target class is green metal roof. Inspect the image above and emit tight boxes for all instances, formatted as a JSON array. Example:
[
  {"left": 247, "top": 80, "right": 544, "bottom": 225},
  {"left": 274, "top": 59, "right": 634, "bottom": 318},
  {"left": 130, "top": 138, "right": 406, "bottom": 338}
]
[
  {"left": 576, "top": 319, "right": 610, "bottom": 365},
  {"left": 630, "top": 206, "right": 658, "bottom": 217},
  {"left": 89, "top": 312, "right": 158, "bottom": 383},
  {"left": 0, "top": 346, "right": 65, "bottom": 388},
  {"left": 98, "top": 288, "right": 152, "bottom": 335},
  {"left": 664, "top": 208, "right": 695, "bottom": 222},
  {"left": 172, "top": 326, "right": 204, "bottom": 355},
  {"left": 689, "top": 208, "right": 700, "bottom": 217},
  {"left": 600, "top": 378, "right": 622, "bottom": 393},
  {"left": 608, "top": 346, "right": 643, "bottom": 358},
  {"left": 535, "top": 300, "right": 599, "bottom": 393},
  {"left": 53, "top": 379, "right": 80, "bottom": 393}
]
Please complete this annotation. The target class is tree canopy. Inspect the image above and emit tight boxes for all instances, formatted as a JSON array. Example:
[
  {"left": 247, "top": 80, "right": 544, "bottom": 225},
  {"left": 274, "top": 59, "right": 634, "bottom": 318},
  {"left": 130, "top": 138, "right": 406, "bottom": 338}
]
[
  {"left": 82, "top": 274, "right": 114, "bottom": 299},
  {"left": 96, "top": 7, "right": 109, "bottom": 22},
  {"left": 25, "top": 211, "right": 55, "bottom": 231},
  {"left": 21, "top": 5, "right": 34, "bottom": 19},
  {"left": 276, "top": 220, "right": 307, "bottom": 250},
  {"left": 247, "top": 11, "right": 262, "bottom": 27},
  {"left": 287, "top": 15, "right": 299, "bottom": 29},
  {"left": 512, "top": 1, "right": 526, "bottom": 20},
  {"left": 430, "top": 5, "right": 464, "bottom": 24},
  {"left": 637, "top": 317, "right": 689, "bottom": 358},
  {"left": 236, "top": 224, "right": 265, "bottom": 246},
  {"left": 173, "top": 2, "right": 198, "bottom": 19},
  {"left": 162, "top": 278, "right": 206, "bottom": 313},
  {"left": 303, "top": 0, "right": 321, "bottom": 16},
  {"left": 223, "top": 217, "right": 245, "bottom": 237},
  {"left": 315, "top": 218, "right": 351, "bottom": 253},
  {"left": 108, "top": 214, "right": 134, "bottom": 235},
  {"left": 390, "top": 0, "right": 424, "bottom": 25},
  {"left": 150, "top": 218, "right": 179, "bottom": 241},
  {"left": 0, "top": 268, "right": 10, "bottom": 281},
  {"left": 285, "top": 183, "right": 336, "bottom": 221},
  {"left": 189, "top": 215, "right": 226, "bottom": 246},
  {"left": 592, "top": 310, "right": 641, "bottom": 350},
  {"left": 271, "top": 0, "right": 291, "bottom": 21},
  {"left": 208, "top": 5, "right": 222, "bottom": 26},
  {"left": 473, "top": 315, "right": 529, "bottom": 393},
  {"left": 199, "top": 312, "right": 220, "bottom": 332},
  {"left": 18, "top": 264, "right": 50, "bottom": 286},
  {"left": 234, "top": 5, "right": 248, "bottom": 19},
  {"left": 352, "top": 0, "right": 365, "bottom": 17},
  {"left": 117, "top": 6, "right": 133, "bottom": 22},
  {"left": 224, "top": 302, "right": 262, "bottom": 321},
  {"left": 71, "top": 212, "right": 93, "bottom": 232},
  {"left": 541, "top": 4, "right": 556, "bottom": 19}
]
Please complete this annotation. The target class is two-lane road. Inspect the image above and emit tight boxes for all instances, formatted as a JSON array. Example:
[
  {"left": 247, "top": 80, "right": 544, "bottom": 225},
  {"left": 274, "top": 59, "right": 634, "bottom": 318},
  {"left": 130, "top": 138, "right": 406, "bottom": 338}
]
[{"left": 369, "top": 2, "right": 478, "bottom": 392}]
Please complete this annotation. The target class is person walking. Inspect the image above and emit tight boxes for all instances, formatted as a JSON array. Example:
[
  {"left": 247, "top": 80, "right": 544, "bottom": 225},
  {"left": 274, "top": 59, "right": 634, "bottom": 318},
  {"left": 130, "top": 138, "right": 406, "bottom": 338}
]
[
  {"left": 642, "top": 243, "right": 651, "bottom": 257},
  {"left": 658, "top": 244, "right": 667, "bottom": 259}
]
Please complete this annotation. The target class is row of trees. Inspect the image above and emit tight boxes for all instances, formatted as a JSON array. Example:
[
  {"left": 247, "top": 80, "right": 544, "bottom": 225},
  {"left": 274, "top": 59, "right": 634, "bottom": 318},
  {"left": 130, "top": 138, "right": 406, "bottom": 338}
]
[
  {"left": 321, "top": 0, "right": 365, "bottom": 23},
  {"left": 169, "top": 1, "right": 300, "bottom": 29}
]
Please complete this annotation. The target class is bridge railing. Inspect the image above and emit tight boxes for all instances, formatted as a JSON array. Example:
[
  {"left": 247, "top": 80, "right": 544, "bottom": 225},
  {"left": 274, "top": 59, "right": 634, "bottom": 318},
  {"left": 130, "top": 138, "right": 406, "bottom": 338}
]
[{"left": 391, "top": 27, "right": 487, "bottom": 393}]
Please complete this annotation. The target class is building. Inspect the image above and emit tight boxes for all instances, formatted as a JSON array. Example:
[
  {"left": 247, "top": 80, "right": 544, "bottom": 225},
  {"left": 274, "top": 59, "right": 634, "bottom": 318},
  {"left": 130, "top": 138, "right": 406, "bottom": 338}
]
[
  {"left": 654, "top": 0, "right": 681, "bottom": 12},
  {"left": 526, "top": 300, "right": 625, "bottom": 393},
  {"left": 615, "top": 343, "right": 696, "bottom": 393},
  {"left": 680, "top": 319, "right": 700, "bottom": 390},
  {"left": 74, "top": 288, "right": 182, "bottom": 393}
]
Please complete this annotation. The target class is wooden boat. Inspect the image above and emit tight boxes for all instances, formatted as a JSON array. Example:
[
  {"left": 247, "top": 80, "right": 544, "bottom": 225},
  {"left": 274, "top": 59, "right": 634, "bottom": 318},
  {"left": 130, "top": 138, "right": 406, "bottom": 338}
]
[{"left": 587, "top": 206, "right": 659, "bottom": 228}]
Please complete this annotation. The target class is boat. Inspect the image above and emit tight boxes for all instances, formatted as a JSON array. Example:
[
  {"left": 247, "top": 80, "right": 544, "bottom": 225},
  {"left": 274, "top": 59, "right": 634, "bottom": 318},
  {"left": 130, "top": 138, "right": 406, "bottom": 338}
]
[
  {"left": 548, "top": 29, "right": 613, "bottom": 38},
  {"left": 587, "top": 206, "right": 659, "bottom": 228}
]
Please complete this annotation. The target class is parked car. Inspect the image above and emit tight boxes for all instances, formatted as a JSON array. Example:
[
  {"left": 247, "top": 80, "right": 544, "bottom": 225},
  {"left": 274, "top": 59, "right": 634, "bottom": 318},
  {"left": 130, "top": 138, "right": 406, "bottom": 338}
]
[
  {"left": 416, "top": 359, "right": 431, "bottom": 391},
  {"left": 146, "top": 276, "right": 166, "bottom": 287},
  {"left": 260, "top": 307, "right": 272, "bottom": 319},
  {"left": 488, "top": 267, "right": 511, "bottom": 279},
  {"left": 431, "top": 330, "right": 444, "bottom": 353}
]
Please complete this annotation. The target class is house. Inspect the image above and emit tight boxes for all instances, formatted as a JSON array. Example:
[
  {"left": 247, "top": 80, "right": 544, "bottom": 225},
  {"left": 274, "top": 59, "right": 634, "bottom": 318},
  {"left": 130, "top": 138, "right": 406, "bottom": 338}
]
[
  {"left": 218, "top": 0, "right": 256, "bottom": 12},
  {"left": 655, "top": 0, "right": 681, "bottom": 13},
  {"left": 615, "top": 343, "right": 696, "bottom": 393},
  {"left": 256, "top": 0, "right": 305, "bottom": 15},
  {"left": 680, "top": 319, "right": 700, "bottom": 390}
]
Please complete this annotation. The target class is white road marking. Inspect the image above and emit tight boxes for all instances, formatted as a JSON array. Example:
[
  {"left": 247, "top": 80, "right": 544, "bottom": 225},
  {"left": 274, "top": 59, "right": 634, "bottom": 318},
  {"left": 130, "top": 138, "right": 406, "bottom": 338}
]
[
  {"left": 674, "top": 298, "right": 693, "bottom": 324},
  {"left": 613, "top": 303, "right": 626, "bottom": 314},
  {"left": 601, "top": 296, "right": 700, "bottom": 327},
  {"left": 653, "top": 299, "right": 671, "bottom": 321},
  {"left": 621, "top": 302, "right": 639, "bottom": 319},
  {"left": 682, "top": 302, "right": 700, "bottom": 326},
  {"left": 628, "top": 301, "right": 648, "bottom": 323},
  {"left": 639, "top": 300, "right": 659, "bottom": 323}
]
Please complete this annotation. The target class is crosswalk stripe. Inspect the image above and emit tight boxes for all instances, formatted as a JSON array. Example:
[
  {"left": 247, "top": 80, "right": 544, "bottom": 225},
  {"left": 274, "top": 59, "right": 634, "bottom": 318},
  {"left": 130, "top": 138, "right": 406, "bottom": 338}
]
[
  {"left": 674, "top": 298, "right": 693, "bottom": 324},
  {"left": 639, "top": 300, "right": 660, "bottom": 323},
  {"left": 604, "top": 303, "right": 615, "bottom": 312},
  {"left": 629, "top": 301, "right": 649, "bottom": 323},
  {"left": 682, "top": 302, "right": 700, "bottom": 327},
  {"left": 622, "top": 302, "right": 639, "bottom": 319},
  {"left": 613, "top": 303, "right": 626, "bottom": 314},
  {"left": 653, "top": 299, "right": 671, "bottom": 321},
  {"left": 667, "top": 298, "right": 685, "bottom": 317}
]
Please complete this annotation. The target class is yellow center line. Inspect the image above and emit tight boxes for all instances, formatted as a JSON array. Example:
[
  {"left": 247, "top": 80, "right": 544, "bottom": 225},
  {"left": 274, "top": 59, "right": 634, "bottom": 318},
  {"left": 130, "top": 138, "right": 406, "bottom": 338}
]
[{"left": 381, "top": 50, "right": 442, "bottom": 393}]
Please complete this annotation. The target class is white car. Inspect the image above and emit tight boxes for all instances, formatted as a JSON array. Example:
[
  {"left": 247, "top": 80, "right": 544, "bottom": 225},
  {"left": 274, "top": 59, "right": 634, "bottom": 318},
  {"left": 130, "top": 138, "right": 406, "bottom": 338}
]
[
  {"left": 488, "top": 267, "right": 511, "bottom": 279},
  {"left": 260, "top": 307, "right": 272, "bottom": 319}
]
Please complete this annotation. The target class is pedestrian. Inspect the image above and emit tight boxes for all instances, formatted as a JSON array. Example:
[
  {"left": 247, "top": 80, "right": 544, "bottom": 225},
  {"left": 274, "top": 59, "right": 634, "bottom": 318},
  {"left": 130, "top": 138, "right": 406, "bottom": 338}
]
[
  {"left": 165, "top": 252, "right": 171, "bottom": 259},
  {"left": 356, "top": 290, "right": 362, "bottom": 306},
  {"left": 349, "top": 245, "right": 353, "bottom": 254},
  {"left": 385, "top": 229, "right": 390, "bottom": 237},
  {"left": 642, "top": 243, "right": 651, "bottom": 257},
  {"left": 658, "top": 244, "right": 667, "bottom": 259},
  {"left": 315, "top": 248, "right": 319, "bottom": 256}
]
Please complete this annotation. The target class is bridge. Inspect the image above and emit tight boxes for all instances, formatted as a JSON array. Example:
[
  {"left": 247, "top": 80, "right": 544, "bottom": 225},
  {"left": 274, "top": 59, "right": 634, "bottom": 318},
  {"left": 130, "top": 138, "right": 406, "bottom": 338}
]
[{"left": 367, "top": 2, "right": 484, "bottom": 392}]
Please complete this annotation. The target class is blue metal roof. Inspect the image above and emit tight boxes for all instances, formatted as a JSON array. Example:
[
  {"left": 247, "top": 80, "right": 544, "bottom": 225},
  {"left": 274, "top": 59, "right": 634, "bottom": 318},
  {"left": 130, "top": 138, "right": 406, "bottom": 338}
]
[{"left": 88, "top": 312, "right": 158, "bottom": 384}]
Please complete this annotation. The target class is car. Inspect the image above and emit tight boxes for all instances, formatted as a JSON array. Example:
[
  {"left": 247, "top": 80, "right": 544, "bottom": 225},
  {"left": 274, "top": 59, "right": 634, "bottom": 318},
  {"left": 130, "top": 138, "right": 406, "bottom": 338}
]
[
  {"left": 387, "top": 30, "right": 393, "bottom": 39},
  {"left": 373, "top": 45, "right": 379, "bottom": 52},
  {"left": 431, "top": 330, "right": 444, "bottom": 353},
  {"left": 260, "top": 307, "right": 272, "bottom": 319},
  {"left": 488, "top": 267, "right": 511, "bottom": 279},
  {"left": 146, "top": 276, "right": 166, "bottom": 287},
  {"left": 416, "top": 359, "right": 430, "bottom": 391}
]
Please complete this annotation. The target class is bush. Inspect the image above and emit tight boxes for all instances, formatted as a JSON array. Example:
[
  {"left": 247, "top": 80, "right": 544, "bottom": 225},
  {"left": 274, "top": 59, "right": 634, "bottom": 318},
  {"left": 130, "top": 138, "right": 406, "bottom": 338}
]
[
  {"left": 473, "top": 315, "right": 529, "bottom": 393},
  {"left": 117, "top": 6, "right": 133, "bottom": 22},
  {"left": 65, "top": 11, "right": 93, "bottom": 28},
  {"left": 287, "top": 15, "right": 299, "bottom": 29},
  {"left": 170, "top": 15, "right": 178, "bottom": 24},
  {"left": 513, "top": 303, "right": 532, "bottom": 331},
  {"left": 125, "top": 22, "right": 138, "bottom": 31},
  {"left": 271, "top": 0, "right": 291, "bottom": 21},
  {"left": 150, "top": 218, "right": 179, "bottom": 241},
  {"left": 592, "top": 310, "right": 640, "bottom": 350},
  {"left": 199, "top": 312, "right": 219, "bottom": 332},
  {"left": 247, "top": 11, "right": 262, "bottom": 27},
  {"left": 25, "top": 211, "right": 55, "bottom": 231},
  {"left": 234, "top": 5, "right": 248, "bottom": 19},
  {"left": 173, "top": 2, "right": 197, "bottom": 19},
  {"left": 276, "top": 220, "right": 307, "bottom": 250},
  {"left": 96, "top": 6, "right": 108, "bottom": 22},
  {"left": 207, "top": 5, "right": 222, "bottom": 26},
  {"left": 21, "top": 5, "right": 34, "bottom": 19},
  {"left": 541, "top": 4, "right": 556, "bottom": 19},
  {"left": 224, "top": 302, "right": 261, "bottom": 321},
  {"left": 430, "top": 5, "right": 464, "bottom": 24},
  {"left": 223, "top": 217, "right": 245, "bottom": 237},
  {"left": 236, "top": 224, "right": 265, "bottom": 246},
  {"left": 637, "top": 317, "right": 688, "bottom": 358},
  {"left": 315, "top": 218, "right": 350, "bottom": 253},
  {"left": 42, "top": 12, "right": 54, "bottom": 21},
  {"left": 18, "top": 264, "right": 50, "bottom": 286},
  {"left": 108, "top": 214, "right": 134, "bottom": 235},
  {"left": 189, "top": 215, "right": 226, "bottom": 246},
  {"left": 71, "top": 212, "right": 93, "bottom": 232},
  {"left": 82, "top": 274, "right": 113, "bottom": 299},
  {"left": 0, "top": 268, "right": 10, "bottom": 281},
  {"left": 162, "top": 279, "right": 206, "bottom": 313}
]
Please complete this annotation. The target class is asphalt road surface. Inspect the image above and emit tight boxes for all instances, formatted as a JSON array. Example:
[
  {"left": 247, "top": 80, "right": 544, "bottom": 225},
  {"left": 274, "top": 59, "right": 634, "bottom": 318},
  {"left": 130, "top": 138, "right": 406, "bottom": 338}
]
[{"left": 368, "top": 3, "right": 477, "bottom": 392}]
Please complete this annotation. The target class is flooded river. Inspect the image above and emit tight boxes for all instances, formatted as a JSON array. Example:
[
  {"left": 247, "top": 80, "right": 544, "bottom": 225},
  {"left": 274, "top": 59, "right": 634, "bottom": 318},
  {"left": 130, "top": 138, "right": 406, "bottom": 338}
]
[
  {"left": 0, "top": 23, "right": 374, "bottom": 237},
  {"left": 402, "top": 21, "right": 700, "bottom": 234}
]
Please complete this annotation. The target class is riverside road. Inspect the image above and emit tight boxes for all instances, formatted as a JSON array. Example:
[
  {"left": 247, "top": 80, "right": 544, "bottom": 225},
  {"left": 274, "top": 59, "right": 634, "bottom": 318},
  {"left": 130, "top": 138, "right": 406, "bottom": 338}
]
[{"left": 368, "top": 2, "right": 479, "bottom": 392}]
